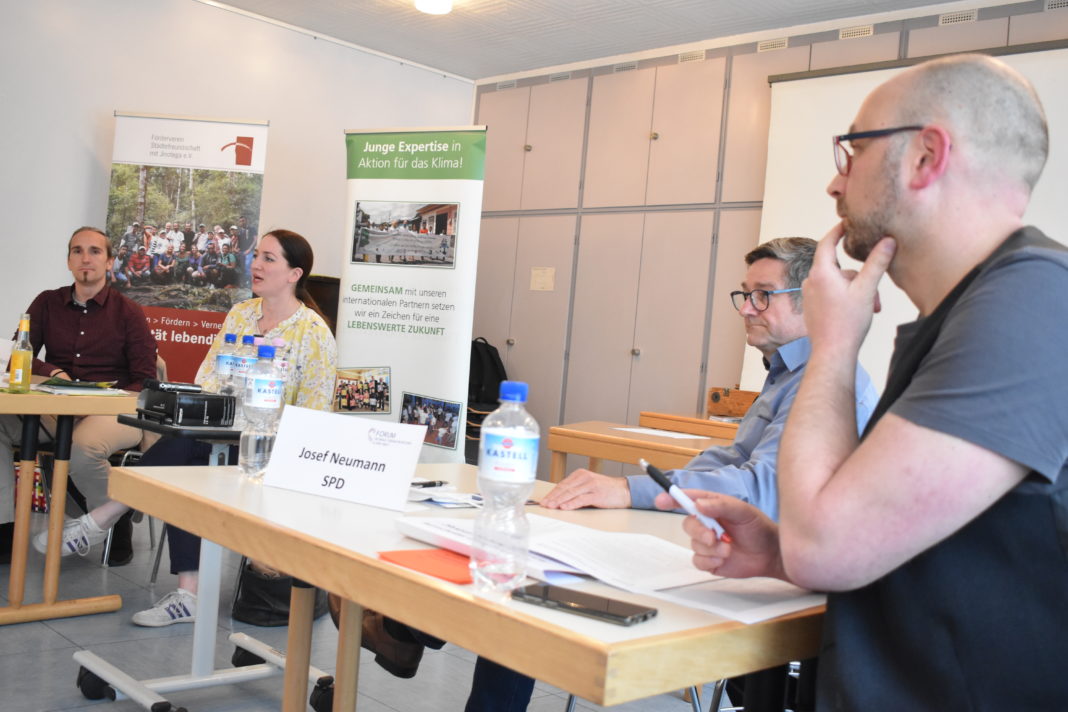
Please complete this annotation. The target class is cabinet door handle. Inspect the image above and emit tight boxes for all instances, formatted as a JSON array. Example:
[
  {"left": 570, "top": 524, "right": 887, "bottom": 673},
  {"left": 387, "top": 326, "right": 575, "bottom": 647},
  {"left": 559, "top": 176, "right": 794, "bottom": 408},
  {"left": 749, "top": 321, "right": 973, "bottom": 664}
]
[
  {"left": 631, "top": 347, "right": 641, "bottom": 356},
  {"left": 506, "top": 338, "right": 516, "bottom": 346},
  {"left": 649, "top": 132, "right": 660, "bottom": 140},
  {"left": 524, "top": 144, "right": 533, "bottom": 152}
]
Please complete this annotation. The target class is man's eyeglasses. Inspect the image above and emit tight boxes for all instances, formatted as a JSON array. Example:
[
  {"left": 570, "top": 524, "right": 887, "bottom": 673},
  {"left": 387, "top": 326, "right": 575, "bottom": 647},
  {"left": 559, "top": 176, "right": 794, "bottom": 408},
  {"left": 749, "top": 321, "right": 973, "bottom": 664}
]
[
  {"left": 730, "top": 288, "right": 800, "bottom": 312},
  {"left": 833, "top": 125, "right": 924, "bottom": 176}
]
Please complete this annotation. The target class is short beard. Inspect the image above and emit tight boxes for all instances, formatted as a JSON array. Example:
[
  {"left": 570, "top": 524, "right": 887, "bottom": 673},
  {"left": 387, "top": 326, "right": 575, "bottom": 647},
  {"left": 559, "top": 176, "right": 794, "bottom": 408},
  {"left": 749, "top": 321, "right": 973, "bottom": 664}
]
[{"left": 840, "top": 144, "right": 902, "bottom": 261}]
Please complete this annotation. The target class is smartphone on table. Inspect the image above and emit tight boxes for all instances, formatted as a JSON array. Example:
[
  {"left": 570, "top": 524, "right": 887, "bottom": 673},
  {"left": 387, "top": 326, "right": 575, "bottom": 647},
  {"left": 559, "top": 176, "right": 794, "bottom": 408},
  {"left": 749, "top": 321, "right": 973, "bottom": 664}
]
[{"left": 511, "top": 583, "right": 657, "bottom": 626}]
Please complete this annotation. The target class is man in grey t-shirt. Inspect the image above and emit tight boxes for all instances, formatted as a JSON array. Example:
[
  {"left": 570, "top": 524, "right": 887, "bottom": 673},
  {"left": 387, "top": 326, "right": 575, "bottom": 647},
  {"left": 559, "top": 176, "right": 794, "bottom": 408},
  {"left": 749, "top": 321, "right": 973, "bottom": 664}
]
[{"left": 675, "top": 54, "right": 1068, "bottom": 710}]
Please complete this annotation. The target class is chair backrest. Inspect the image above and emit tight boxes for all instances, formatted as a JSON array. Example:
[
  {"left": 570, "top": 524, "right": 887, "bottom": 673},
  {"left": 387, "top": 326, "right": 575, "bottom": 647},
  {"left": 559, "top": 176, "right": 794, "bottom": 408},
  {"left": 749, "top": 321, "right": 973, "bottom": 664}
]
[
  {"left": 305, "top": 274, "right": 340, "bottom": 334},
  {"left": 706, "top": 387, "right": 759, "bottom": 418}
]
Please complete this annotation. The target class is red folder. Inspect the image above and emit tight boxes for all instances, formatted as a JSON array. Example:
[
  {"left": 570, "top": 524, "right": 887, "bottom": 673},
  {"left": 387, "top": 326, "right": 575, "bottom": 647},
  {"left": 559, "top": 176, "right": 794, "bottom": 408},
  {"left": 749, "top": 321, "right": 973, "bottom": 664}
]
[{"left": 378, "top": 548, "right": 473, "bottom": 584}]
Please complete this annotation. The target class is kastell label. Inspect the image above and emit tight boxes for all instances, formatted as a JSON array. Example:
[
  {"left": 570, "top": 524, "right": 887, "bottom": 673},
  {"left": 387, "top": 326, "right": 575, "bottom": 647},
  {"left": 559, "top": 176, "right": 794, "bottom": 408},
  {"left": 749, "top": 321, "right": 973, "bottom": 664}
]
[
  {"left": 481, "top": 432, "right": 538, "bottom": 482},
  {"left": 215, "top": 353, "right": 236, "bottom": 376},
  {"left": 248, "top": 376, "right": 283, "bottom": 408}
]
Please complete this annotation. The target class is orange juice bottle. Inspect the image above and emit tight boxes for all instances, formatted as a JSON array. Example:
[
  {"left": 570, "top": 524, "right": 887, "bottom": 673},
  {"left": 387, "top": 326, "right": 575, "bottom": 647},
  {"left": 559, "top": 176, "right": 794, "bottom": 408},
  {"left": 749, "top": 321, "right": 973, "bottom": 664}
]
[{"left": 8, "top": 313, "right": 32, "bottom": 393}]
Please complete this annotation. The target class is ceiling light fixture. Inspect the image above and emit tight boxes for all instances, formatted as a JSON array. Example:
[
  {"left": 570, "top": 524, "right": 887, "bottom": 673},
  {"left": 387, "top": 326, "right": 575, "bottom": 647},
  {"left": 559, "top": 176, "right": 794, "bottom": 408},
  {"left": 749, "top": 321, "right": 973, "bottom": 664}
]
[{"left": 415, "top": 0, "right": 452, "bottom": 14}]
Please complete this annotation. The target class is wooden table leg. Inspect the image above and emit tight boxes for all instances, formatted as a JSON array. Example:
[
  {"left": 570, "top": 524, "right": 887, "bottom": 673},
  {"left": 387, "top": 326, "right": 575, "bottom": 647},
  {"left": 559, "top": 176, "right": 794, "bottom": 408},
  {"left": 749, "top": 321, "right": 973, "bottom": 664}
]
[
  {"left": 42, "top": 416, "right": 74, "bottom": 604},
  {"left": 282, "top": 579, "right": 315, "bottom": 712},
  {"left": 587, "top": 457, "right": 603, "bottom": 474},
  {"left": 0, "top": 414, "right": 121, "bottom": 627},
  {"left": 7, "top": 415, "right": 40, "bottom": 607},
  {"left": 550, "top": 450, "right": 566, "bottom": 483},
  {"left": 1, "top": 414, "right": 121, "bottom": 625},
  {"left": 333, "top": 598, "right": 362, "bottom": 712}
]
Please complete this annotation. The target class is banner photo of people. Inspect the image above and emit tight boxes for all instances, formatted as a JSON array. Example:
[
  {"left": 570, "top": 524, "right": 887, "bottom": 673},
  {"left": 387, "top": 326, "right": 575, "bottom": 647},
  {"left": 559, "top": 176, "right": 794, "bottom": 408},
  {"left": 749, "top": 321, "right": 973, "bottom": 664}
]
[
  {"left": 338, "top": 127, "right": 485, "bottom": 463},
  {"left": 105, "top": 112, "right": 269, "bottom": 381}
]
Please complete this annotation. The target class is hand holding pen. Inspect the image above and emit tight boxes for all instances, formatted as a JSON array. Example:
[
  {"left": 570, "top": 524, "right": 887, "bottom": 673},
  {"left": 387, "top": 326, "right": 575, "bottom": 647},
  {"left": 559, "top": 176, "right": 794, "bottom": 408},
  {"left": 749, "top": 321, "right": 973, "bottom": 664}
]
[{"left": 639, "top": 458, "right": 726, "bottom": 537}]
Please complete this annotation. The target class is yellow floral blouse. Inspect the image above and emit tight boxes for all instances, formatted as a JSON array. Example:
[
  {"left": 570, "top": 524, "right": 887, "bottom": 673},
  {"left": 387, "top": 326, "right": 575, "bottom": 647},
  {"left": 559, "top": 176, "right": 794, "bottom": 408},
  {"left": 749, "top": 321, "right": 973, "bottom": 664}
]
[{"left": 196, "top": 298, "right": 337, "bottom": 411}]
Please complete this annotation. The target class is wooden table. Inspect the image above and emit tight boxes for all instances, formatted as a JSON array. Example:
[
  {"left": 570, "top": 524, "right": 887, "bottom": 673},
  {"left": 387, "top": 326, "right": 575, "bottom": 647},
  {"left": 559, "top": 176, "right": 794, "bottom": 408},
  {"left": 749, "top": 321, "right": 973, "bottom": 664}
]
[
  {"left": 107, "top": 463, "right": 822, "bottom": 709},
  {"left": 547, "top": 420, "right": 733, "bottom": 482},
  {"left": 1, "top": 389, "right": 138, "bottom": 625},
  {"left": 638, "top": 411, "right": 740, "bottom": 440}
]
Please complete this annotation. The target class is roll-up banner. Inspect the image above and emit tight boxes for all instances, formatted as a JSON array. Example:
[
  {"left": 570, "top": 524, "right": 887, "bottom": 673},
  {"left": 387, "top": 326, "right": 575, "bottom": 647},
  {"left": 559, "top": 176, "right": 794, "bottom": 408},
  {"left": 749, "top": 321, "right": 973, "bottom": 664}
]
[
  {"left": 105, "top": 112, "right": 269, "bottom": 381},
  {"left": 338, "top": 127, "right": 486, "bottom": 463}
]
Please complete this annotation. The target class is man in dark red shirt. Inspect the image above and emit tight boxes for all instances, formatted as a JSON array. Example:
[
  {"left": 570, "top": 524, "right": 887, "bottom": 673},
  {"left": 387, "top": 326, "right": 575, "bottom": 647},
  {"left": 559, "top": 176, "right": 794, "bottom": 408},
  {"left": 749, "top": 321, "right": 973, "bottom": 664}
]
[{"left": 0, "top": 227, "right": 157, "bottom": 565}]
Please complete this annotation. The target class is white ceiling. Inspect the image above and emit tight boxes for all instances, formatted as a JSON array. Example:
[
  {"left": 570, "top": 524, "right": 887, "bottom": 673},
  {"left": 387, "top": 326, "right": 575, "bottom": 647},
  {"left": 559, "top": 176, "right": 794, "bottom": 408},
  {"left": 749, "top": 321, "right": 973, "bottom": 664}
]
[{"left": 212, "top": 0, "right": 985, "bottom": 81}]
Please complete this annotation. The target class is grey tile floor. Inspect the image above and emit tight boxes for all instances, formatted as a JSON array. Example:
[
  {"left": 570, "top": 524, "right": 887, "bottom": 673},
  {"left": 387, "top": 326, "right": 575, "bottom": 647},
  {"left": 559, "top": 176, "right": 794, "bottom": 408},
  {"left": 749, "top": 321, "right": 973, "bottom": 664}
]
[{"left": 1, "top": 514, "right": 730, "bottom": 711}]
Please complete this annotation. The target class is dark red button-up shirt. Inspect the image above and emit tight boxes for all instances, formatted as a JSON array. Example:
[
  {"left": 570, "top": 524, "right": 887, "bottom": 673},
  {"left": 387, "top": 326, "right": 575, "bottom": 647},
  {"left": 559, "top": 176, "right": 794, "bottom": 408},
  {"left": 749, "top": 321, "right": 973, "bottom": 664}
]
[{"left": 25, "top": 284, "right": 157, "bottom": 391}]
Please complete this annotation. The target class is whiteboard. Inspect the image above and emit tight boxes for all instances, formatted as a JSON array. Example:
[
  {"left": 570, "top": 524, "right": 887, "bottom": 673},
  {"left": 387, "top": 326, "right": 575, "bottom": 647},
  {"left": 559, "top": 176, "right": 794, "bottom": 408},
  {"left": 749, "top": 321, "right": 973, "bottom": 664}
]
[{"left": 741, "top": 48, "right": 1068, "bottom": 391}]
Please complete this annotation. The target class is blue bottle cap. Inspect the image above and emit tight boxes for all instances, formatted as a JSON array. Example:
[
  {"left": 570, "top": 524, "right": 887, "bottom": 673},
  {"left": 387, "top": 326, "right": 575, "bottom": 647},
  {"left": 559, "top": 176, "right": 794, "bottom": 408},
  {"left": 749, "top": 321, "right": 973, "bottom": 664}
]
[
  {"left": 224, "top": 333, "right": 237, "bottom": 344},
  {"left": 242, "top": 335, "right": 256, "bottom": 345},
  {"left": 257, "top": 345, "right": 276, "bottom": 359},
  {"left": 499, "top": 380, "right": 528, "bottom": 402}
]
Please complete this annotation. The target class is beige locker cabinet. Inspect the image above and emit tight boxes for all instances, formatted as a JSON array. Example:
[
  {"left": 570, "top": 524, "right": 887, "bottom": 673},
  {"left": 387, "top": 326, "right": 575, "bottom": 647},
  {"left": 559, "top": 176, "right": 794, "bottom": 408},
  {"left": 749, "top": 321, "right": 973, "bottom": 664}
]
[
  {"left": 472, "top": 217, "right": 520, "bottom": 369},
  {"left": 583, "top": 59, "right": 726, "bottom": 208},
  {"left": 564, "top": 213, "right": 645, "bottom": 425},
  {"left": 704, "top": 210, "right": 761, "bottom": 392},
  {"left": 645, "top": 58, "right": 726, "bottom": 205},
  {"left": 719, "top": 45, "right": 809, "bottom": 204},
  {"left": 479, "top": 90, "right": 529, "bottom": 212},
  {"left": 582, "top": 69, "right": 657, "bottom": 208},
  {"left": 564, "top": 211, "right": 715, "bottom": 424},
  {"left": 521, "top": 79, "right": 588, "bottom": 210},
  {"left": 625, "top": 210, "right": 716, "bottom": 423},
  {"left": 477, "top": 78, "right": 588, "bottom": 212},
  {"left": 473, "top": 215, "right": 577, "bottom": 480}
]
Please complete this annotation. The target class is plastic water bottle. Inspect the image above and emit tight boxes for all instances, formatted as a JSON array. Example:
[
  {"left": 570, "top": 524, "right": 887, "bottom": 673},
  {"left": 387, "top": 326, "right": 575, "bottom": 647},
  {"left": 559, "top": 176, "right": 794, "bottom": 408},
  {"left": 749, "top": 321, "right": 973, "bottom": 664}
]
[
  {"left": 231, "top": 335, "right": 259, "bottom": 429},
  {"left": 271, "top": 337, "right": 290, "bottom": 385},
  {"left": 233, "top": 335, "right": 259, "bottom": 382},
  {"left": 239, "top": 344, "right": 283, "bottom": 480},
  {"left": 470, "top": 381, "right": 539, "bottom": 598},
  {"left": 214, "top": 333, "right": 238, "bottom": 394}
]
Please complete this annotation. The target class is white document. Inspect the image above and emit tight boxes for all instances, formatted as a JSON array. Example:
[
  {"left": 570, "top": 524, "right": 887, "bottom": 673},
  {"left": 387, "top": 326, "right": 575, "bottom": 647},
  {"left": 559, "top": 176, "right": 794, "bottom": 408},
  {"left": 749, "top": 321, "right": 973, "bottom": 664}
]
[
  {"left": 655, "top": 577, "right": 826, "bottom": 625},
  {"left": 612, "top": 427, "right": 707, "bottom": 440},
  {"left": 399, "top": 513, "right": 709, "bottom": 589},
  {"left": 532, "top": 529, "right": 713, "bottom": 592},
  {"left": 264, "top": 406, "right": 425, "bottom": 511},
  {"left": 396, "top": 516, "right": 584, "bottom": 579}
]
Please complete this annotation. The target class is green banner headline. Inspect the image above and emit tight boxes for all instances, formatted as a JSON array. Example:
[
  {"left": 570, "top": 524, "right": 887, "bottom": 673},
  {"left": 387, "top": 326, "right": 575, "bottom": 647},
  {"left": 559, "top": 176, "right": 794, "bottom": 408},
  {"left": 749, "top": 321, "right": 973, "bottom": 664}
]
[{"left": 346, "top": 129, "right": 486, "bottom": 180}]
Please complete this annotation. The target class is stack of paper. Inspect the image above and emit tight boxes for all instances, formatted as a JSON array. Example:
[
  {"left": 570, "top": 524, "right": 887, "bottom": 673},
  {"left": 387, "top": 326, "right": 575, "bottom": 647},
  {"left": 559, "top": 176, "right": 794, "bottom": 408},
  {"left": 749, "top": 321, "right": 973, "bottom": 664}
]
[
  {"left": 398, "top": 514, "right": 713, "bottom": 592},
  {"left": 397, "top": 513, "right": 825, "bottom": 624}
]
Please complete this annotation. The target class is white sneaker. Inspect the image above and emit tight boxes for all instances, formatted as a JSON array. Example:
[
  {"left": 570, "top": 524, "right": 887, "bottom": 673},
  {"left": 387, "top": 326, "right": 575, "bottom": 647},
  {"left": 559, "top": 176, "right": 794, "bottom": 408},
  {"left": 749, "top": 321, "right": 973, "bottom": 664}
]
[
  {"left": 132, "top": 589, "right": 197, "bottom": 627},
  {"left": 32, "top": 514, "right": 107, "bottom": 557}
]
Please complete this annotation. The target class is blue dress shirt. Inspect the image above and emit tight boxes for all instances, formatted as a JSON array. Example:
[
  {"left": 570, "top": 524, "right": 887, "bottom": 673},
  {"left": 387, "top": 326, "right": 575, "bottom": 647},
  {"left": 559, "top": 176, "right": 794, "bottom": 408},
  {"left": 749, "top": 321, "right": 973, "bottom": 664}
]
[{"left": 626, "top": 336, "right": 878, "bottom": 521}]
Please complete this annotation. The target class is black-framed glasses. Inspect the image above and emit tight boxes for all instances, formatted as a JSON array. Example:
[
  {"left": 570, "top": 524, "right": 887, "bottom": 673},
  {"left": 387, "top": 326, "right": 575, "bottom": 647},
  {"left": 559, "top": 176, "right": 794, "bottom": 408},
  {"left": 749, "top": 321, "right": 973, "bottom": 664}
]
[
  {"left": 832, "top": 125, "right": 924, "bottom": 176},
  {"left": 730, "top": 288, "right": 800, "bottom": 312}
]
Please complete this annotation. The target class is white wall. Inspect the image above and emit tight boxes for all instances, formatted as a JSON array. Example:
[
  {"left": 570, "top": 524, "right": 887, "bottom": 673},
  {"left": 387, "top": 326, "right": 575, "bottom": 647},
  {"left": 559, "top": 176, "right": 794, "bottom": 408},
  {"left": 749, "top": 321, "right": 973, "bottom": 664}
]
[
  {"left": 742, "top": 47, "right": 1068, "bottom": 391},
  {"left": 0, "top": 0, "right": 474, "bottom": 333}
]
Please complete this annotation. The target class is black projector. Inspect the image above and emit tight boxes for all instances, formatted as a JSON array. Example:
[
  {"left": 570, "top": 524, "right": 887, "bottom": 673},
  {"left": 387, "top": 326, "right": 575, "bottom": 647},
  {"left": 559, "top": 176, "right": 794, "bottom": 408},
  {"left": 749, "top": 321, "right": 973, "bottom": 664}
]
[{"left": 136, "top": 381, "right": 236, "bottom": 427}]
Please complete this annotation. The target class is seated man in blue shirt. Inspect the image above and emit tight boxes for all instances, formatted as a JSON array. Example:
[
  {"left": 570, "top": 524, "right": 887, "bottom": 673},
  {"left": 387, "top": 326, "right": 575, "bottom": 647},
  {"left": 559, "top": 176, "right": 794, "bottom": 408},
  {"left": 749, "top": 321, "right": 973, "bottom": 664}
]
[{"left": 543, "top": 235, "right": 877, "bottom": 520}]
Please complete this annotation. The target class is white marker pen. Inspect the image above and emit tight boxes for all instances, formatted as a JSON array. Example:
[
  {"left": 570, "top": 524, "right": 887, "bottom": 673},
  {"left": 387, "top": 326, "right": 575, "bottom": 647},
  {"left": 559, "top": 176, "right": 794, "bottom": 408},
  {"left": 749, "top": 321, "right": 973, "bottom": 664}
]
[{"left": 639, "top": 458, "right": 726, "bottom": 537}]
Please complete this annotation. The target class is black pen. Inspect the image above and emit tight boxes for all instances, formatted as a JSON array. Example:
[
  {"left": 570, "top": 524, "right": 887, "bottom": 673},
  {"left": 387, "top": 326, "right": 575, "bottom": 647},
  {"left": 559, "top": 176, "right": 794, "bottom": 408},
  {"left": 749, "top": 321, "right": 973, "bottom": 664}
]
[{"left": 411, "top": 480, "right": 448, "bottom": 488}]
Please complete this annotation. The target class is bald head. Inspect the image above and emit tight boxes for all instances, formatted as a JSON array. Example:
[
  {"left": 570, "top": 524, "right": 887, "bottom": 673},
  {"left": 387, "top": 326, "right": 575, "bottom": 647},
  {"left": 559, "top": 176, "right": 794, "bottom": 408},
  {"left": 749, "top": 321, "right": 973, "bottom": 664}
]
[{"left": 889, "top": 54, "right": 1047, "bottom": 193}]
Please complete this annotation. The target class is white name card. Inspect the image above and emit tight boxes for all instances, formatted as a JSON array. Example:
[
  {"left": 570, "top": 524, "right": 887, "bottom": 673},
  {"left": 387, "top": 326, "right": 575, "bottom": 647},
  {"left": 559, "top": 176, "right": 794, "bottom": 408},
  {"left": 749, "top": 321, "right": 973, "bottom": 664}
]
[{"left": 263, "top": 405, "right": 425, "bottom": 511}]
